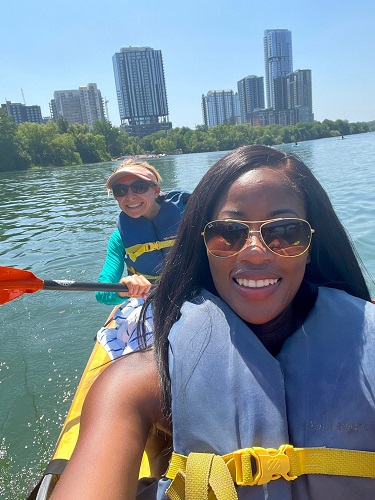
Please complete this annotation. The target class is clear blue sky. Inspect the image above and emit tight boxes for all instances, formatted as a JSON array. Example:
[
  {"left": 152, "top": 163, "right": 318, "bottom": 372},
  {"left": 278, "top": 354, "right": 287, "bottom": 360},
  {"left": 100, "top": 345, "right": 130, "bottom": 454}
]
[{"left": 2, "top": 0, "right": 374, "bottom": 129}]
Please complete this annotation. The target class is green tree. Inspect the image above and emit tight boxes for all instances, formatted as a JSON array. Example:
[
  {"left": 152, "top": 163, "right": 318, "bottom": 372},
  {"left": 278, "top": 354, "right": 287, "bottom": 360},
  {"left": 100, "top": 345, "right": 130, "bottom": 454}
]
[
  {"left": 153, "top": 137, "right": 176, "bottom": 154},
  {"left": 333, "top": 119, "right": 350, "bottom": 136},
  {"left": 0, "top": 110, "right": 31, "bottom": 172},
  {"left": 68, "top": 123, "right": 110, "bottom": 163},
  {"left": 171, "top": 127, "right": 195, "bottom": 153},
  {"left": 72, "top": 133, "right": 110, "bottom": 163},
  {"left": 195, "top": 124, "right": 208, "bottom": 133},
  {"left": 123, "top": 135, "right": 143, "bottom": 156},
  {"left": 16, "top": 122, "right": 57, "bottom": 166},
  {"left": 68, "top": 123, "right": 90, "bottom": 135},
  {"left": 46, "top": 134, "right": 82, "bottom": 166},
  {"left": 16, "top": 122, "right": 80, "bottom": 166},
  {"left": 92, "top": 119, "right": 126, "bottom": 157},
  {"left": 208, "top": 124, "right": 238, "bottom": 151},
  {"left": 140, "top": 130, "right": 165, "bottom": 153},
  {"left": 57, "top": 116, "right": 69, "bottom": 133}
]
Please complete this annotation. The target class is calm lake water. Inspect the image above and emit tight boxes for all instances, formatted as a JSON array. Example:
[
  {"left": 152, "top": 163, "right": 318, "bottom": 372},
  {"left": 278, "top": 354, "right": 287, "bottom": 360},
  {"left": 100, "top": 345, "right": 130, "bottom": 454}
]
[{"left": 1, "top": 133, "right": 375, "bottom": 498}]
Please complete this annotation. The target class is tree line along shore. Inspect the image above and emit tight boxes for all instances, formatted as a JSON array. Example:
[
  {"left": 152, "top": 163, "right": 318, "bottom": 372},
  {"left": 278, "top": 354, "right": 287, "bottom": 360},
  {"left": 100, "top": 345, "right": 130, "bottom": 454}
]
[{"left": 1, "top": 109, "right": 374, "bottom": 172}]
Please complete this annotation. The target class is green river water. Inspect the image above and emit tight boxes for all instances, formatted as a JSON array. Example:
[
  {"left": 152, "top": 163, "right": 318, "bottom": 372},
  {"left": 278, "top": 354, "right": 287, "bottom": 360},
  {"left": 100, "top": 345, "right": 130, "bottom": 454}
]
[{"left": 0, "top": 134, "right": 374, "bottom": 498}]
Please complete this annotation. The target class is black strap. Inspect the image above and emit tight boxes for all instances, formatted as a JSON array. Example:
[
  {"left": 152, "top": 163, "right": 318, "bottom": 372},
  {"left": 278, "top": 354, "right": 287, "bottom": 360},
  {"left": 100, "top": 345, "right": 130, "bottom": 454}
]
[
  {"left": 44, "top": 458, "right": 68, "bottom": 475},
  {"left": 26, "top": 459, "right": 68, "bottom": 499}
]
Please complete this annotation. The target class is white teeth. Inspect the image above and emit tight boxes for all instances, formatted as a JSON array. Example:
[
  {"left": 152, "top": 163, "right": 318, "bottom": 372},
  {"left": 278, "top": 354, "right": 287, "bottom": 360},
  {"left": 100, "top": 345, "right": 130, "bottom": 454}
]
[{"left": 236, "top": 278, "right": 278, "bottom": 288}]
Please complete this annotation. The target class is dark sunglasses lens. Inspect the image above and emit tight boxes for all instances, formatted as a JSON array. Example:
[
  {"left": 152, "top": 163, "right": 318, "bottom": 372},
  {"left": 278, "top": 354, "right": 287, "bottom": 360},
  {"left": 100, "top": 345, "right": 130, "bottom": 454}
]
[
  {"left": 261, "top": 220, "right": 311, "bottom": 256},
  {"left": 112, "top": 184, "right": 128, "bottom": 197},
  {"left": 130, "top": 181, "right": 152, "bottom": 194},
  {"left": 112, "top": 181, "right": 152, "bottom": 197},
  {"left": 204, "top": 221, "right": 248, "bottom": 257}
]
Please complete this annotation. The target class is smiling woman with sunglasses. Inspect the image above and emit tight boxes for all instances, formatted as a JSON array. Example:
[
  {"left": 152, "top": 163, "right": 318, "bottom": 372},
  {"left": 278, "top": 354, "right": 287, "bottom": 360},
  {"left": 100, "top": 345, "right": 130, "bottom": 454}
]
[
  {"left": 53, "top": 145, "right": 375, "bottom": 500},
  {"left": 95, "top": 159, "right": 190, "bottom": 305}
]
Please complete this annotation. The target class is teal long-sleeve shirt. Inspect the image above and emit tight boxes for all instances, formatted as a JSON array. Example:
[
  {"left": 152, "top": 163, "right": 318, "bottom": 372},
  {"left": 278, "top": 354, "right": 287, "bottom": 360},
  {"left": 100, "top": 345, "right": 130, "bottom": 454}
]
[
  {"left": 96, "top": 191, "right": 190, "bottom": 305},
  {"left": 95, "top": 229, "right": 128, "bottom": 305}
]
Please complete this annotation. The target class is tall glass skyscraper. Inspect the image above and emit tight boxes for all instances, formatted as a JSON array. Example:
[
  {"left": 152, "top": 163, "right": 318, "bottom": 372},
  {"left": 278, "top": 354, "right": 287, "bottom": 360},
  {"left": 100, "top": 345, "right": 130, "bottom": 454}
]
[
  {"left": 264, "top": 29, "right": 293, "bottom": 111},
  {"left": 237, "top": 75, "right": 265, "bottom": 124},
  {"left": 112, "top": 46, "right": 171, "bottom": 137}
]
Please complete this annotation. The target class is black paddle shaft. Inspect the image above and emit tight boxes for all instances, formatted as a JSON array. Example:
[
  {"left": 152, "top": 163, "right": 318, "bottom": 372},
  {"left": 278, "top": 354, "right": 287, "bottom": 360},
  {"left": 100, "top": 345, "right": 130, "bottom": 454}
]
[{"left": 43, "top": 280, "right": 129, "bottom": 292}]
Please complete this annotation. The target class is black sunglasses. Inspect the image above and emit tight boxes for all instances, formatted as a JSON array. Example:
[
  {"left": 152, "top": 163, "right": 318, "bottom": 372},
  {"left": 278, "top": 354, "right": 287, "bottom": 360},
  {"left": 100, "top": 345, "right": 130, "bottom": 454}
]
[
  {"left": 112, "top": 180, "right": 156, "bottom": 197},
  {"left": 202, "top": 218, "right": 314, "bottom": 258}
]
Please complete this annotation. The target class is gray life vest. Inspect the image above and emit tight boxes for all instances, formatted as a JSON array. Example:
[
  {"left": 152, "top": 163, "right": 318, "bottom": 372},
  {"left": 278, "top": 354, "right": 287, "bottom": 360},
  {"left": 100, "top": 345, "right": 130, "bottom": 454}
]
[{"left": 156, "top": 287, "right": 375, "bottom": 499}]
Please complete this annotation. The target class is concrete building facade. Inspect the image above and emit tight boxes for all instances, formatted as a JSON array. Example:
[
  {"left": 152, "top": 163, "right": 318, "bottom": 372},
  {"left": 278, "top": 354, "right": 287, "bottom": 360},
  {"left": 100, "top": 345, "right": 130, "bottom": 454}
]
[
  {"left": 202, "top": 90, "right": 239, "bottom": 128},
  {"left": 50, "top": 83, "right": 105, "bottom": 128}
]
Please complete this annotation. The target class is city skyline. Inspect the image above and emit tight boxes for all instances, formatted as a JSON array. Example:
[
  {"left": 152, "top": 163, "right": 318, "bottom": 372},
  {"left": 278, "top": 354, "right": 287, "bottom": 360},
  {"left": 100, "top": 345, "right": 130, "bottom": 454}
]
[
  {"left": 1, "top": 0, "right": 374, "bottom": 129},
  {"left": 201, "top": 30, "right": 313, "bottom": 129}
]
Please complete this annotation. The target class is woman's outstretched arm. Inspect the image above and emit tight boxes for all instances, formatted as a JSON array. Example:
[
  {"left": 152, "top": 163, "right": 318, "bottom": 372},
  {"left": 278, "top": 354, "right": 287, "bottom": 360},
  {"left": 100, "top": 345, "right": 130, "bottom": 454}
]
[{"left": 51, "top": 349, "right": 166, "bottom": 499}]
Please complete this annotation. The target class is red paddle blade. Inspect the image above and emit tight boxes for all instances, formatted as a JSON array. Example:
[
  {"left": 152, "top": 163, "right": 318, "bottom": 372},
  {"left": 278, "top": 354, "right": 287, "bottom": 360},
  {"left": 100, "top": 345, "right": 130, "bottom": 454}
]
[{"left": 0, "top": 266, "right": 44, "bottom": 305}]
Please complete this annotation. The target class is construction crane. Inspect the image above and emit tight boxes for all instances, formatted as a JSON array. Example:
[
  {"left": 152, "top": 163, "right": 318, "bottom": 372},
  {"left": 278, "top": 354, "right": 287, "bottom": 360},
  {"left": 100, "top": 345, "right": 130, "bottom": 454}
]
[
  {"left": 104, "top": 97, "right": 110, "bottom": 121},
  {"left": 21, "top": 88, "right": 26, "bottom": 105}
]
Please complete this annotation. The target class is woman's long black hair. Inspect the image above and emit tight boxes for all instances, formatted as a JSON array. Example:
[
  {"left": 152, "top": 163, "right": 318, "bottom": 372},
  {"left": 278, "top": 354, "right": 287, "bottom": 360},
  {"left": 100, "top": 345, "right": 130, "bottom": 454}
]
[{"left": 140, "top": 145, "right": 371, "bottom": 418}]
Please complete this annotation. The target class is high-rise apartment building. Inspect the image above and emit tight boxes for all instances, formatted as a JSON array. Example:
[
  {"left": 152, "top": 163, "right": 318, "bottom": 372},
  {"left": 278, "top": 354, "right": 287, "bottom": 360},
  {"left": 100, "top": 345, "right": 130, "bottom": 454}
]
[
  {"left": 51, "top": 90, "right": 82, "bottom": 124},
  {"left": 202, "top": 90, "right": 239, "bottom": 128},
  {"left": 264, "top": 29, "right": 293, "bottom": 111},
  {"left": 287, "top": 70, "right": 314, "bottom": 124},
  {"left": 50, "top": 83, "right": 105, "bottom": 128},
  {"left": 112, "top": 46, "right": 172, "bottom": 137},
  {"left": 237, "top": 75, "right": 265, "bottom": 124},
  {"left": 79, "top": 84, "right": 106, "bottom": 129},
  {"left": 1, "top": 101, "right": 43, "bottom": 124}
]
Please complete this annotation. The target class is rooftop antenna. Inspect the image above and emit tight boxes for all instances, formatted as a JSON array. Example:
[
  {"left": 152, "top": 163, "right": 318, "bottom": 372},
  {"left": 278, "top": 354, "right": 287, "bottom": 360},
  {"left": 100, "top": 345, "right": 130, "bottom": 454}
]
[{"left": 21, "top": 89, "right": 26, "bottom": 105}]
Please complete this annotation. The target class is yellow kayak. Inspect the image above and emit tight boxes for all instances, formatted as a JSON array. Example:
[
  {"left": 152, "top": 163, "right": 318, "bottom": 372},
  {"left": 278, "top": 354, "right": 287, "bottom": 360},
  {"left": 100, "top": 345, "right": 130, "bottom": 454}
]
[{"left": 27, "top": 308, "right": 151, "bottom": 499}]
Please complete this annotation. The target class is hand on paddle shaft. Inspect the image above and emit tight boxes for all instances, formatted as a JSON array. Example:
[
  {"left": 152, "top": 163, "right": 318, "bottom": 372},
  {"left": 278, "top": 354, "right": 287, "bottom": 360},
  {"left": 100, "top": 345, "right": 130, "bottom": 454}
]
[{"left": 0, "top": 266, "right": 132, "bottom": 305}]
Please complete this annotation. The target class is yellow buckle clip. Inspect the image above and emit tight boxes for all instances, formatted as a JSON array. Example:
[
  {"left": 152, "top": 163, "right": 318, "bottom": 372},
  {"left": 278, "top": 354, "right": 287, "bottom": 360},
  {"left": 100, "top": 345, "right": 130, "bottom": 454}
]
[
  {"left": 144, "top": 242, "right": 159, "bottom": 252},
  {"left": 233, "top": 445, "right": 297, "bottom": 486}
]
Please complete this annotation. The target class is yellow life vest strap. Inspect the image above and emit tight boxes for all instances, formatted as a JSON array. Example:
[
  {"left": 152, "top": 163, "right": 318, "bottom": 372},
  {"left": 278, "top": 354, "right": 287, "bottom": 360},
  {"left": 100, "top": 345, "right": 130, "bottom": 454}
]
[
  {"left": 125, "top": 239, "right": 175, "bottom": 262},
  {"left": 126, "top": 266, "right": 158, "bottom": 282},
  {"left": 166, "top": 445, "right": 375, "bottom": 499}
]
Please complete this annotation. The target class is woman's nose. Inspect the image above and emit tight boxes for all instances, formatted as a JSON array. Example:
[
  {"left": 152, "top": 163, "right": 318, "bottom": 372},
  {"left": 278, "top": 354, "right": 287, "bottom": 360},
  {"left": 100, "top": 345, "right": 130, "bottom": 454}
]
[
  {"left": 237, "top": 234, "right": 274, "bottom": 262},
  {"left": 125, "top": 189, "right": 136, "bottom": 200}
]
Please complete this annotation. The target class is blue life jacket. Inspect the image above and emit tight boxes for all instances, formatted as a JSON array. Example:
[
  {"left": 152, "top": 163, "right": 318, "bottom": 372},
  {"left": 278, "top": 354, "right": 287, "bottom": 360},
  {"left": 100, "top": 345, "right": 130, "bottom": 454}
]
[
  {"left": 117, "top": 190, "right": 189, "bottom": 281},
  {"left": 156, "top": 287, "right": 375, "bottom": 499}
]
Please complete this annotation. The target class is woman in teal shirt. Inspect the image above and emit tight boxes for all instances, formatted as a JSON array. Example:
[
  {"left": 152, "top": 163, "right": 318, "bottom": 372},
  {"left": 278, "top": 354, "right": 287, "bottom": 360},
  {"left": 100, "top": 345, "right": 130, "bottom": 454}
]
[{"left": 96, "top": 160, "right": 189, "bottom": 305}]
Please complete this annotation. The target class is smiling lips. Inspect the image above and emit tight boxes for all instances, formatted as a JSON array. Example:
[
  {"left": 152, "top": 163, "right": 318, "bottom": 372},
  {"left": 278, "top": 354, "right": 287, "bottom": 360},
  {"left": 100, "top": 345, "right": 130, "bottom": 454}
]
[
  {"left": 235, "top": 278, "right": 279, "bottom": 288},
  {"left": 126, "top": 202, "right": 143, "bottom": 208}
]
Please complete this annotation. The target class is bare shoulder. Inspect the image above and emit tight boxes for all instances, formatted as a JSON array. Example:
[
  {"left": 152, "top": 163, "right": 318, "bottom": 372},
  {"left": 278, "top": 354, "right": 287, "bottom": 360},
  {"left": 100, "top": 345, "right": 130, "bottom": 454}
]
[
  {"left": 84, "top": 348, "right": 165, "bottom": 428},
  {"left": 92, "top": 348, "right": 159, "bottom": 389}
]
